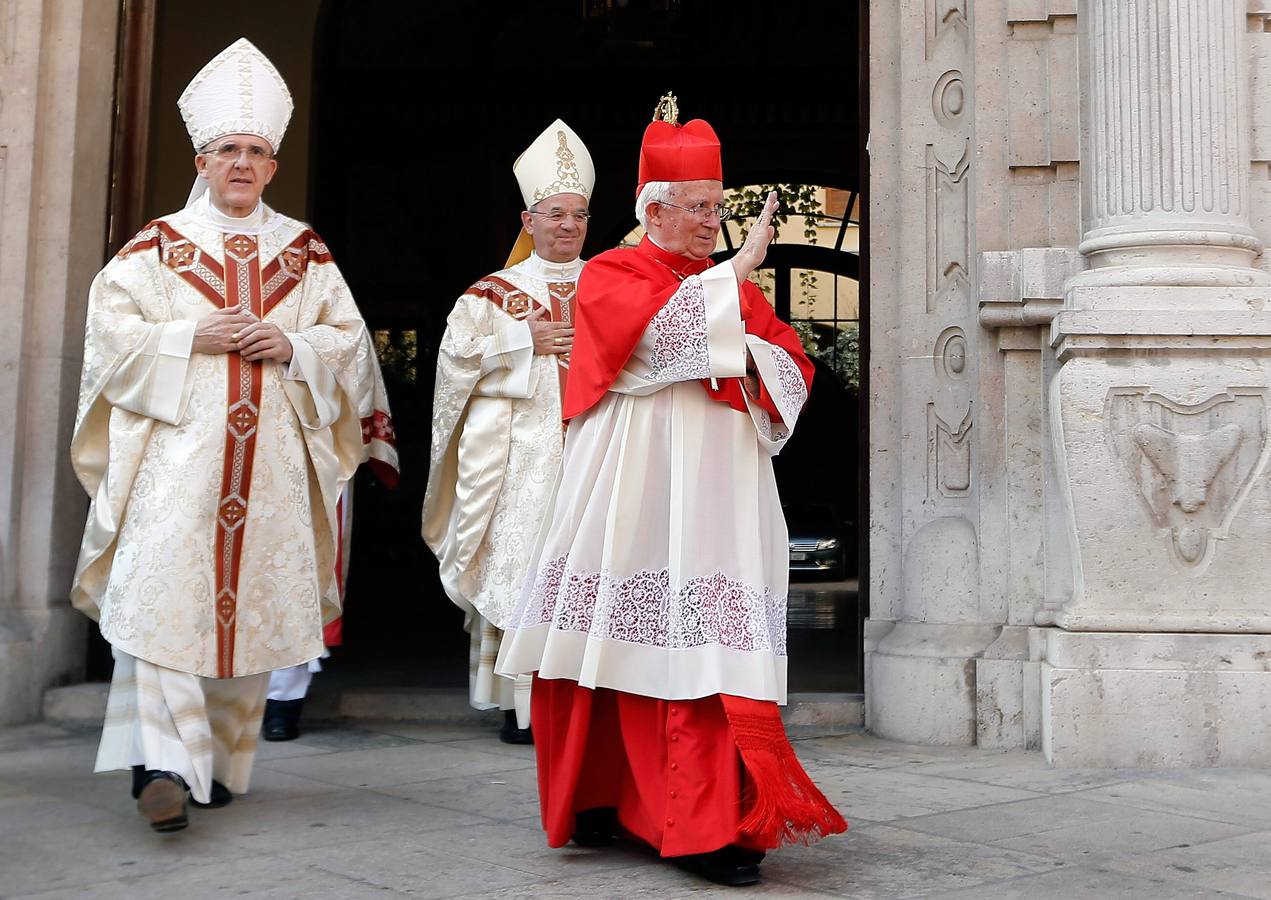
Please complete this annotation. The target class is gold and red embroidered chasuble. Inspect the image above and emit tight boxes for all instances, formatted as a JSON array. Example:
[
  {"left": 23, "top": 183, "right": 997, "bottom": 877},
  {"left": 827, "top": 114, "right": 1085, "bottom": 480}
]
[
  {"left": 470, "top": 273, "right": 576, "bottom": 395},
  {"left": 119, "top": 222, "right": 335, "bottom": 677}
]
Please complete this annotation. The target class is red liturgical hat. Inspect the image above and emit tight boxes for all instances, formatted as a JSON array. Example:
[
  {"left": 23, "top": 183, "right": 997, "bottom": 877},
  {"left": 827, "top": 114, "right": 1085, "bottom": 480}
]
[{"left": 636, "top": 94, "right": 723, "bottom": 197}]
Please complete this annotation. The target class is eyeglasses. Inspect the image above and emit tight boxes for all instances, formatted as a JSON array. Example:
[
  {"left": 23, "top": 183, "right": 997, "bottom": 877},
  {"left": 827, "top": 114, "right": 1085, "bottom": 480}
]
[
  {"left": 529, "top": 210, "right": 591, "bottom": 224},
  {"left": 201, "top": 142, "right": 274, "bottom": 163},
  {"left": 656, "top": 200, "right": 733, "bottom": 221}
]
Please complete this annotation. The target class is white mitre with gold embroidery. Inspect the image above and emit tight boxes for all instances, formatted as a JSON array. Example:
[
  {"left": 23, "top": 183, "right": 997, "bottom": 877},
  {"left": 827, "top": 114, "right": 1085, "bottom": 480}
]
[
  {"left": 507, "top": 119, "right": 594, "bottom": 267},
  {"left": 178, "top": 37, "right": 293, "bottom": 152},
  {"left": 514, "top": 119, "right": 594, "bottom": 208}
]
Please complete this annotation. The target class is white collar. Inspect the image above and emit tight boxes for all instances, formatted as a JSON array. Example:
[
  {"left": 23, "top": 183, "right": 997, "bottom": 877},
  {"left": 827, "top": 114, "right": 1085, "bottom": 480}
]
[
  {"left": 519, "top": 252, "right": 583, "bottom": 282},
  {"left": 646, "top": 233, "right": 670, "bottom": 252},
  {"left": 193, "top": 191, "right": 280, "bottom": 236}
]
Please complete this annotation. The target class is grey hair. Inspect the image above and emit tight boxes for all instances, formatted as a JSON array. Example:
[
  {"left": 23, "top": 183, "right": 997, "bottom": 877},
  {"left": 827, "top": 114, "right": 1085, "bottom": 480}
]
[{"left": 634, "top": 181, "right": 677, "bottom": 229}]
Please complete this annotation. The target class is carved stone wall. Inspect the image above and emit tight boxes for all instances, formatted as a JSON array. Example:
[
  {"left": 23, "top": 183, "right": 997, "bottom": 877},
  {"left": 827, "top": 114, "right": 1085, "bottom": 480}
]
[
  {"left": 972, "top": 0, "right": 1081, "bottom": 750},
  {"left": 875, "top": 0, "right": 1271, "bottom": 763}
]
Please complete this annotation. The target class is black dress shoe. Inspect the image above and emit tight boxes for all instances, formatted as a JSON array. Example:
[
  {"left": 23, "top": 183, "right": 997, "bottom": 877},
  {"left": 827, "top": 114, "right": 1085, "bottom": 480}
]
[
  {"left": 498, "top": 710, "right": 533, "bottom": 745},
  {"left": 190, "top": 780, "right": 233, "bottom": 809},
  {"left": 572, "top": 807, "right": 621, "bottom": 847},
  {"left": 262, "top": 698, "right": 302, "bottom": 741},
  {"left": 136, "top": 771, "right": 188, "bottom": 833},
  {"left": 674, "top": 846, "right": 763, "bottom": 887}
]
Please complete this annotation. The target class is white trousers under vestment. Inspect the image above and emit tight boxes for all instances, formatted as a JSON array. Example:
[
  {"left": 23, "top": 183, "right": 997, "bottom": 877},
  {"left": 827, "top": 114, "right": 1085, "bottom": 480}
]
[
  {"left": 266, "top": 657, "right": 323, "bottom": 702},
  {"left": 468, "top": 614, "right": 531, "bottom": 729},
  {"left": 94, "top": 651, "right": 269, "bottom": 805}
]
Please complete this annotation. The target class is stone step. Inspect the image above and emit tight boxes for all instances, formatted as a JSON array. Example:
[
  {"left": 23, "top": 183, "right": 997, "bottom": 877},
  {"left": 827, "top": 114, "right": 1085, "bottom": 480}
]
[
  {"left": 41, "top": 682, "right": 107, "bottom": 724},
  {"left": 42, "top": 682, "right": 864, "bottom": 734}
]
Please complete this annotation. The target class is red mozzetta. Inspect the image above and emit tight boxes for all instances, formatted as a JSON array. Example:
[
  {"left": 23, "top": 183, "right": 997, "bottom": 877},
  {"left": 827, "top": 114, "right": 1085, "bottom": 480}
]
[{"left": 563, "top": 236, "right": 815, "bottom": 422}]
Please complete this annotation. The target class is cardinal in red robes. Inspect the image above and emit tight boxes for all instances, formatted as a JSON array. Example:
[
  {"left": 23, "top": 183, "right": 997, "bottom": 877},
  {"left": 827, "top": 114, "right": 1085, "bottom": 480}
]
[{"left": 497, "top": 96, "right": 846, "bottom": 886}]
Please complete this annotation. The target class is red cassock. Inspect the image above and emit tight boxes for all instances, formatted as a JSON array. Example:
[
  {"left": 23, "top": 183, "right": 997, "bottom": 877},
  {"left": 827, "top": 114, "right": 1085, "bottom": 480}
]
[{"left": 530, "top": 237, "right": 845, "bottom": 856}]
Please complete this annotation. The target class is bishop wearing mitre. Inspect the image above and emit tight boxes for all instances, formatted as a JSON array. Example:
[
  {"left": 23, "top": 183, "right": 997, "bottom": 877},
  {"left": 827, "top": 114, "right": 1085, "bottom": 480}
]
[
  {"left": 497, "top": 98, "right": 846, "bottom": 886},
  {"left": 70, "top": 38, "right": 396, "bottom": 833},
  {"left": 423, "top": 120, "right": 593, "bottom": 744}
]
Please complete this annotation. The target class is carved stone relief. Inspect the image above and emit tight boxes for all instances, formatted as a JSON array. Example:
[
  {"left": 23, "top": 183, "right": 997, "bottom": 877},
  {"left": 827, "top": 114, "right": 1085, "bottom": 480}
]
[
  {"left": 927, "top": 140, "right": 971, "bottom": 313},
  {"left": 926, "top": 0, "right": 968, "bottom": 59},
  {"left": 1106, "top": 387, "right": 1270, "bottom": 572},
  {"left": 932, "top": 70, "right": 965, "bottom": 129},
  {"left": 934, "top": 326, "right": 967, "bottom": 379},
  {"left": 929, "top": 403, "right": 973, "bottom": 499}
]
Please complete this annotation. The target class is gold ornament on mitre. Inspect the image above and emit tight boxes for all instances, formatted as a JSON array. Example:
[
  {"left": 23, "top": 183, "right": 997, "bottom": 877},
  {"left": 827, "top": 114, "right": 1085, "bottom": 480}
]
[
  {"left": 652, "top": 92, "right": 679, "bottom": 125},
  {"left": 513, "top": 119, "right": 594, "bottom": 208},
  {"left": 506, "top": 119, "right": 595, "bottom": 266}
]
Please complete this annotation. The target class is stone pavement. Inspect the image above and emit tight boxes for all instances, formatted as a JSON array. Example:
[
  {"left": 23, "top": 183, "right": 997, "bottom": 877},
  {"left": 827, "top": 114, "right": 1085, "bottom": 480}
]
[{"left": 1, "top": 720, "right": 1269, "bottom": 899}]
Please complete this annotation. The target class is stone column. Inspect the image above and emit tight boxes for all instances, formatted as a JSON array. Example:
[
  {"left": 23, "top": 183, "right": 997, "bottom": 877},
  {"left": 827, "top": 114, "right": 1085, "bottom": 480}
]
[
  {"left": 1045, "top": 0, "right": 1271, "bottom": 764},
  {"left": 0, "top": 0, "right": 119, "bottom": 724},
  {"left": 1079, "top": 0, "right": 1266, "bottom": 283}
]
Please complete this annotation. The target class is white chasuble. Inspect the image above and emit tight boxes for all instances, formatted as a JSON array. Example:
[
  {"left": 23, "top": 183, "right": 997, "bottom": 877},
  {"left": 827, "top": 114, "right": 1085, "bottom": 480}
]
[
  {"left": 423, "top": 253, "right": 580, "bottom": 712},
  {"left": 497, "top": 263, "right": 811, "bottom": 704},
  {"left": 71, "top": 194, "right": 395, "bottom": 679}
]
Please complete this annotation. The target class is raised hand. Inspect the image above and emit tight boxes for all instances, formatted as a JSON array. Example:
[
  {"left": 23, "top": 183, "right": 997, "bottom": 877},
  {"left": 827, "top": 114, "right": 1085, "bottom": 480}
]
[
  {"left": 731, "top": 190, "right": 779, "bottom": 283},
  {"left": 527, "top": 304, "right": 574, "bottom": 356},
  {"left": 191, "top": 305, "right": 258, "bottom": 355}
]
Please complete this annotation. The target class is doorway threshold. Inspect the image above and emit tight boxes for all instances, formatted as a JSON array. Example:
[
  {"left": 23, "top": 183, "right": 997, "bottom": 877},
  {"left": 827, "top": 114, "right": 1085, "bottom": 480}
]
[{"left": 42, "top": 683, "right": 863, "bottom": 737}]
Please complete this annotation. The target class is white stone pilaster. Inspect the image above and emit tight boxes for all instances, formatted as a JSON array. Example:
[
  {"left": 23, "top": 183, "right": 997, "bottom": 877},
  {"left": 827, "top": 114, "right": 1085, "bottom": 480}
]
[
  {"left": 866, "top": 0, "right": 995, "bottom": 746},
  {"left": 0, "top": 0, "right": 119, "bottom": 724}
]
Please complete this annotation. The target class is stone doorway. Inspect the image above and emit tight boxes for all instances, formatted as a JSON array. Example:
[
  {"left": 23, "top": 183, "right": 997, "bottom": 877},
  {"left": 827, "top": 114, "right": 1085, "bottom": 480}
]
[{"left": 97, "top": 0, "right": 869, "bottom": 700}]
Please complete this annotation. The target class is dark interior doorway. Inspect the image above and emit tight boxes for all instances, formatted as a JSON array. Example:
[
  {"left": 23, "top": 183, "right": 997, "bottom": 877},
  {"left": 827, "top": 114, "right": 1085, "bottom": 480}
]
[
  {"left": 94, "top": 0, "right": 867, "bottom": 692},
  {"left": 309, "top": 0, "right": 867, "bottom": 694}
]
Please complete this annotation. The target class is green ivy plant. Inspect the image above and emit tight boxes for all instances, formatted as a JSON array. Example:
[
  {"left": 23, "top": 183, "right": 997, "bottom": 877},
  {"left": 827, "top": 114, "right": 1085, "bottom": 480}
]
[{"left": 373, "top": 329, "right": 418, "bottom": 386}]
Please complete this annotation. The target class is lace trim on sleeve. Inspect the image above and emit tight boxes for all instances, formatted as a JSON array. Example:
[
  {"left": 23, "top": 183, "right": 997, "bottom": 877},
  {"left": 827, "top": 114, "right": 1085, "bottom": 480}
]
[
  {"left": 642, "top": 275, "right": 711, "bottom": 383},
  {"left": 768, "top": 345, "right": 809, "bottom": 426}
]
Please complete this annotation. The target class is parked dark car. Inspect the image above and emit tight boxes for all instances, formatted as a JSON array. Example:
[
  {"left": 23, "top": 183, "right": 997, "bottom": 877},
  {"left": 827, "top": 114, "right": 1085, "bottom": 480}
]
[{"left": 784, "top": 501, "right": 847, "bottom": 580}]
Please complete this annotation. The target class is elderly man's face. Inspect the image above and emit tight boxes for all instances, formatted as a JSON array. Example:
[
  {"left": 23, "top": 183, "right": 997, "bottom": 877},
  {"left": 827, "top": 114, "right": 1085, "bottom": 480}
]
[
  {"left": 521, "top": 193, "right": 589, "bottom": 263},
  {"left": 194, "top": 133, "right": 278, "bottom": 216},
  {"left": 646, "top": 180, "right": 725, "bottom": 260}
]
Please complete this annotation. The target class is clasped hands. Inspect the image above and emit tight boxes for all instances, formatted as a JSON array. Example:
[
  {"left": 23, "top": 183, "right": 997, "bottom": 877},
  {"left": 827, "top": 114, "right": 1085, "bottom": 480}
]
[{"left": 192, "top": 305, "right": 293, "bottom": 363}]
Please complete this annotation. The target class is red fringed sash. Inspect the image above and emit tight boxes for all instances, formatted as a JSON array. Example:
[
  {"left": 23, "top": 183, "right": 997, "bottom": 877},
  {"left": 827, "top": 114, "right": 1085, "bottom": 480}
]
[{"left": 721, "top": 694, "right": 848, "bottom": 848}]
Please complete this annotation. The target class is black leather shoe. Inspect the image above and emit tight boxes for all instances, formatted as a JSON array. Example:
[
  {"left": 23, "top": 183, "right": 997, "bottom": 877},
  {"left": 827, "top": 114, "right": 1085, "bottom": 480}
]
[
  {"left": 262, "top": 698, "right": 302, "bottom": 741},
  {"left": 137, "top": 771, "right": 188, "bottom": 833},
  {"left": 572, "top": 807, "right": 621, "bottom": 847},
  {"left": 674, "top": 846, "right": 763, "bottom": 886},
  {"left": 498, "top": 710, "right": 533, "bottom": 745},
  {"left": 190, "top": 780, "right": 233, "bottom": 809}
]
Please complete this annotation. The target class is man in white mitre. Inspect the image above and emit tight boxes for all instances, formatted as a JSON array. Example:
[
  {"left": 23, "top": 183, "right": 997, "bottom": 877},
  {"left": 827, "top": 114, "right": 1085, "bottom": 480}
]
[
  {"left": 422, "top": 120, "right": 592, "bottom": 744},
  {"left": 496, "top": 98, "right": 845, "bottom": 886},
  {"left": 70, "top": 38, "right": 397, "bottom": 833}
]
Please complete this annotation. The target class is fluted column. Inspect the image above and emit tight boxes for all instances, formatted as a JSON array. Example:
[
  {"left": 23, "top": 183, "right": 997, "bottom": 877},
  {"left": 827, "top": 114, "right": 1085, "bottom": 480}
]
[
  {"left": 1041, "top": 0, "right": 1271, "bottom": 766},
  {"left": 1078, "top": 0, "right": 1268, "bottom": 284}
]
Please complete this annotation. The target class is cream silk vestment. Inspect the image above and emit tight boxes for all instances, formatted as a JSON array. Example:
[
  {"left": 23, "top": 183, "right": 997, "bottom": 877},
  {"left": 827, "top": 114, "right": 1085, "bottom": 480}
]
[
  {"left": 423, "top": 253, "right": 580, "bottom": 712},
  {"left": 71, "top": 193, "right": 395, "bottom": 680},
  {"left": 497, "top": 262, "right": 809, "bottom": 704}
]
